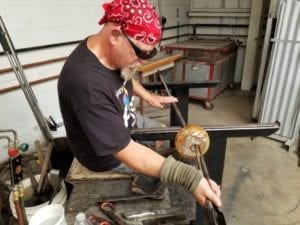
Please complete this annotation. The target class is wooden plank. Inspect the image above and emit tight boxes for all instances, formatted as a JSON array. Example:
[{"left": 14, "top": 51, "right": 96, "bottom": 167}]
[
  {"left": 0, "top": 56, "right": 67, "bottom": 74},
  {"left": 67, "top": 158, "right": 132, "bottom": 181},
  {"left": 137, "top": 53, "right": 183, "bottom": 73},
  {"left": 0, "top": 74, "right": 59, "bottom": 94}
]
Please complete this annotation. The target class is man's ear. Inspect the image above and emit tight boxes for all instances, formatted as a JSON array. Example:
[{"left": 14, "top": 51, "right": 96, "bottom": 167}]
[{"left": 109, "top": 29, "right": 123, "bottom": 45}]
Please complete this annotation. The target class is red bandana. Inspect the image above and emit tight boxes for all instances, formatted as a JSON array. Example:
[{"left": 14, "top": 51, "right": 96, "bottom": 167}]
[{"left": 99, "top": 0, "right": 161, "bottom": 45}]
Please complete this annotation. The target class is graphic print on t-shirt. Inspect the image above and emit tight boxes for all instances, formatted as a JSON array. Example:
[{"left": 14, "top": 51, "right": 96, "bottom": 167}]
[{"left": 116, "top": 85, "right": 136, "bottom": 128}]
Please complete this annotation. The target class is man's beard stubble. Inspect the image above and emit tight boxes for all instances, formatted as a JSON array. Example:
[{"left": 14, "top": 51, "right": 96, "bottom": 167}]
[{"left": 121, "top": 62, "right": 141, "bottom": 82}]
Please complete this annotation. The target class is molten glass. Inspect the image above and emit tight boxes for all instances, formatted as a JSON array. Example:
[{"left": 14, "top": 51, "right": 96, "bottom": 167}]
[{"left": 175, "top": 125, "right": 210, "bottom": 159}]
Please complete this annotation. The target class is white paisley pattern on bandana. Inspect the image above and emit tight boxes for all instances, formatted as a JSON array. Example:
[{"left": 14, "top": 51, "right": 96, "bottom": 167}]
[{"left": 99, "top": 0, "right": 161, "bottom": 45}]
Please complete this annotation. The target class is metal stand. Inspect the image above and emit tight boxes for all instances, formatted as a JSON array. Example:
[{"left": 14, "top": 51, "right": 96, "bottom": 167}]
[
  {"left": 0, "top": 16, "right": 53, "bottom": 143},
  {"left": 142, "top": 80, "right": 220, "bottom": 127},
  {"left": 132, "top": 123, "right": 279, "bottom": 225}
]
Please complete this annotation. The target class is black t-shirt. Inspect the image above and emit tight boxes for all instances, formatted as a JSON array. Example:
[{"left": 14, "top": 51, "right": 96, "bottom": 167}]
[{"left": 57, "top": 38, "right": 137, "bottom": 171}]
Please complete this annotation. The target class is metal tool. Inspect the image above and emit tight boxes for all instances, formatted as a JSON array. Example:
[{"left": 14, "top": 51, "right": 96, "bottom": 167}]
[
  {"left": 158, "top": 73, "right": 186, "bottom": 127},
  {"left": 37, "top": 142, "right": 53, "bottom": 194},
  {"left": 142, "top": 214, "right": 186, "bottom": 225},
  {"left": 48, "top": 169, "right": 62, "bottom": 205},
  {"left": 158, "top": 72, "right": 226, "bottom": 225},
  {"left": 195, "top": 144, "right": 226, "bottom": 225},
  {"left": 87, "top": 214, "right": 111, "bottom": 225},
  {"left": 18, "top": 183, "right": 28, "bottom": 225},
  {"left": 97, "top": 193, "right": 163, "bottom": 203},
  {"left": 99, "top": 202, "right": 128, "bottom": 225},
  {"left": 121, "top": 208, "right": 184, "bottom": 221}
]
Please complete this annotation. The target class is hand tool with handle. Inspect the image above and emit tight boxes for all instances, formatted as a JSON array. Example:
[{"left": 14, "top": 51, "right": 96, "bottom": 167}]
[{"left": 99, "top": 202, "right": 128, "bottom": 225}]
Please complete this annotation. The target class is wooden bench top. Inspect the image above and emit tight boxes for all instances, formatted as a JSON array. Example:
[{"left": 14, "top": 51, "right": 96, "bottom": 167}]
[{"left": 66, "top": 158, "right": 133, "bottom": 182}]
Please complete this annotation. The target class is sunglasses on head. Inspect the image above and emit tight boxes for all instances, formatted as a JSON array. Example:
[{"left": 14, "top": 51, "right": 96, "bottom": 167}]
[{"left": 124, "top": 35, "right": 157, "bottom": 60}]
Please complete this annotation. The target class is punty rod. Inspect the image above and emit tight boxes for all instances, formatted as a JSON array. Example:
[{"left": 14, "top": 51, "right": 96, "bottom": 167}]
[
  {"left": 158, "top": 72, "right": 187, "bottom": 127},
  {"left": 131, "top": 123, "right": 280, "bottom": 141},
  {"left": 158, "top": 70, "right": 224, "bottom": 225}
]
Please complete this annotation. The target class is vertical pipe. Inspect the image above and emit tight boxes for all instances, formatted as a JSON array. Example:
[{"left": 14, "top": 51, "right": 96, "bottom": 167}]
[
  {"left": 18, "top": 184, "right": 28, "bottom": 225},
  {"left": 13, "top": 187, "right": 24, "bottom": 225}
]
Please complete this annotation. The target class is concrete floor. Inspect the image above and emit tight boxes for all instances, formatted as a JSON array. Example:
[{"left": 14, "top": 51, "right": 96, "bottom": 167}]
[{"left": 145, "top": 88, "right": 300, "bottom": 225}]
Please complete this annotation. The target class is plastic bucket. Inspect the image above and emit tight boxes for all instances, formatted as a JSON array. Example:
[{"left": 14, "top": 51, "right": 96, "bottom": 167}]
[
  {"left": 29, "top": 204, "right": 66, "bottom": 225},
  {"left": 9, "top": 174, "right": 67, "bottom": 221}
]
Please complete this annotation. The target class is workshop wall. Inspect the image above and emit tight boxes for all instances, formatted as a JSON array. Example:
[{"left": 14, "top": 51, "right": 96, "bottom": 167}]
[
  {"left": 189, "top": 0, "right": 251, "bottom": 44},
  {"left": 0, "top": 0, "right": 103, "bottom": 49},
  {"left": 0, "top": 0, "right": 104, "bottom": 163},
  {"left": 156, "top": 0, "right": 191, "bottom": 45},
  {"left": 0, "top": 0, "right": 190, "bottom": 163}
]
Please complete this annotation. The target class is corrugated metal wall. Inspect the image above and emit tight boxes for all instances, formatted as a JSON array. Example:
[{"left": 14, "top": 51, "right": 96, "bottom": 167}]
[{"left": 259, "top": 0, "right": 300, "bottom": 146}]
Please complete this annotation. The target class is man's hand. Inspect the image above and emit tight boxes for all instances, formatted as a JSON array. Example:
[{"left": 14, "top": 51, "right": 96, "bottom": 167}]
[
  {"left": 193, "top": 177, "right": 222, "bottom": 208},
  {"left": 132, "top": 79, "right": 177, "bottom": 108},
  {"left": 146, "top": 94, "right": 178, "bottom": 108}
]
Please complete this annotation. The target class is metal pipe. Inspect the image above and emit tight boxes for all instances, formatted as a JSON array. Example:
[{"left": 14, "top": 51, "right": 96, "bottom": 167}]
[
  {"left": 158, "top": 72, "right": 225, "bottom": 224},
  {"left": 0, "top": 16, "right": 53, "bottom": 143},
  {"left": 0, "top": 129, "right": 18, "bottom": 148},
  {"left": 12, "top": 186, "right": 24, "bottom": 225},
  {"left": 158, "top": 72, "right": 186, "bottom": 127},
  {"left": 0, "top": 135, "right": 13, "bottom": 147},
  {"left": 18, "top": 183, "right": 28, "bottom": 225},
  {"left": 0, "top": 135, "right": 17, "bottom": 186},
  {"left": 37, "top": 142, "right": 53, "bottom": 194}
]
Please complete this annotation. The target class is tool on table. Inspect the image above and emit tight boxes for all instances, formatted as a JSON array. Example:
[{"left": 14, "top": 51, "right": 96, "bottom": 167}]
[
  {"left": 97, "top": 193, "right": 163, "bottom": 203},
  {"left": 99, "top": 202, "right": 128, "bottom": 225},
  {"left": 121, "top": 208, "right": 185, "bottom": 222},
  {"left": 142, "top": 214, "right": 186, "bottom": 225},
  {"left": 159, "top": 72, "right": 226, "bottom": 225},
  {"left": 87, "top": 214, "right": 112, "bottom": 225}
]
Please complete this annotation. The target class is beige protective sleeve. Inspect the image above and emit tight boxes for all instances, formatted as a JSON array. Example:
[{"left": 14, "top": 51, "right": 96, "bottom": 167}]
[{"left": 159, "top": 156, "right": 203, "bottom": 193}]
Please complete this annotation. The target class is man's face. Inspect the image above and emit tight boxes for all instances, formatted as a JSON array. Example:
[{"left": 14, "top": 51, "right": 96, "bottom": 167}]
[
  {"left": 120, "top": 33, "right": 158, "bottom": 81},
  {"left": 123, "top": 34, "right": 157, "bottom": 60}
]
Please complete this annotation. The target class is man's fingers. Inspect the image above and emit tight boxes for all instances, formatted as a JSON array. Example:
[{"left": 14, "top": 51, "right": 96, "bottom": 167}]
[
  {"left": 208, "top": 179, "right": 221, "bottom": 197},
  {"left": 206, "top": 188, "right": 222, "bottom": 208},
  {"left": 162, "top": 97, "right": 178, "bottom": 103},
  {"left": 195, "top": 178, "right": 222, "bottom": 208}
]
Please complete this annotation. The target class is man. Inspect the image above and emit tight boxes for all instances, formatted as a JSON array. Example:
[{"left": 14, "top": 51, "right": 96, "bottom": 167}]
[{"left": 58, "top": 0, "right": 222, "bottom": 208}]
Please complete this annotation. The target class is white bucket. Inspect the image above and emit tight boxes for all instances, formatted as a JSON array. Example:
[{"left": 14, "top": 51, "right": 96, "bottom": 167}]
[
  {"left": 29, "top": 204, "right": 66, "bottom": 225},
  {"left": 9, "top": 174, "right": 67, "bottom": 221}
]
